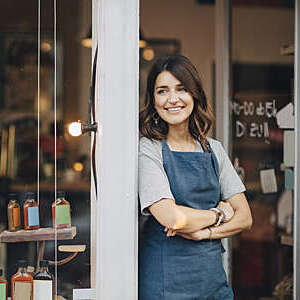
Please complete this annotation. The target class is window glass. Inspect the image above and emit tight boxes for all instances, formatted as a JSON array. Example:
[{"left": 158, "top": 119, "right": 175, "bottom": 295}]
[{"left": 0, "top": 1, "right": 92, "bottom": 299}]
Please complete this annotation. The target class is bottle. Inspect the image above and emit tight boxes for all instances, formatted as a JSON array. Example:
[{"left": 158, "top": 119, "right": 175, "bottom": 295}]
[
  {"left": 52, "top": 191, "right": 71, "bottom": 229},
  {"left": 7, "top": 193, "right": 21, "bottom": 232},
  {"left": 33, "top": 260, "right": 54, "bottom": 300},
  {"left": 11, "top": 260, "right": 33, "bottom": 300},
  {"left": 24, "top": 192, "right": 40, "bottom": 230},
  {"left": 0, "top": 269, "right": 7, "bottom": 300}
]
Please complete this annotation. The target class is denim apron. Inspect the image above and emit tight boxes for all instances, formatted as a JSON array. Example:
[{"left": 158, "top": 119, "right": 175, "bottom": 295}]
[{"left": 139, "top": 139, "right": 234, "bottom": 300}]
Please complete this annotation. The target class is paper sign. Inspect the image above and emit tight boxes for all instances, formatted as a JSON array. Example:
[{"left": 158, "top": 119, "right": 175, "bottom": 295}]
[
  {"left": 285, "top": 169, "right": 294, "bottom": 190},
  {"left": 14, "top": 282, "right": 32, "bottom": 300},
  {"left": 0, "top": 283, "right": 6, "bottom": 300},
  {"left": 56, "top": 205, "right": 71, "bottom": 225},
  {"left": 28, "top": 206, "right": 40, "bottom": 227},
  {"left": 33, "top": 280, "right": 52, "bottom": 300},
  {"left": 284, "top": 130, "right": 295, "bottom": 167},
  {"left": 276, "top": 103, "right": 294, "bottom": 129},
  {"left": 260, "top": 169, "right": 278, "bottom": 194}
]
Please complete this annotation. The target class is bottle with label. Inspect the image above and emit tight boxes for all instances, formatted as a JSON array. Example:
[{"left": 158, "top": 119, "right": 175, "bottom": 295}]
[
  {"left": 7, "top": 193, "right": 21, "bottom": 232},
  {"left": 52, "top": 191, "right": 71, "bottom": 229},
  {"left": 24, "top": 192, "right": 40, "bottom": 230},
  {"left": 0, "top": 269, "right": 7, "bottom": 300},
  {"left": 33, "top": 260, "right": 54, "bottom": 300},
  {"left": 11, "top": 260, "right": 33, "bottom": 300}
]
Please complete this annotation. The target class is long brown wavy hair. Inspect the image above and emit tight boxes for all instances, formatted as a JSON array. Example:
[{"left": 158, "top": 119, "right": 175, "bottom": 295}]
[{"left": 139, "top": 55, "right": 215, "bottom": 150}]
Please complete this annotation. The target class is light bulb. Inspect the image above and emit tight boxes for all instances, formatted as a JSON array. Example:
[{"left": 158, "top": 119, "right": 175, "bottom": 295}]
[
  {"left": 68, "top": 122, "right": 82, "bottom": 137},
  {"left": 143, "top": 47, "right": 155, "bottom": 61}
]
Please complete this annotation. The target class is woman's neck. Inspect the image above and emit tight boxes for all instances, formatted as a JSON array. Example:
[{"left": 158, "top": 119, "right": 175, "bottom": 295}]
[{"left": 167, "top": 125, "right": 196, "bottom": 152}]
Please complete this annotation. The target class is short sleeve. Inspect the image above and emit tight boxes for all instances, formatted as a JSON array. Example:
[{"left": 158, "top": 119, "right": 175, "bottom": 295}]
[
  {"left": 212, "top": 140, "right": 246, "bottom": 200},
  {"left": 138, "top": 138, "right": 174, "bottom": 215}
]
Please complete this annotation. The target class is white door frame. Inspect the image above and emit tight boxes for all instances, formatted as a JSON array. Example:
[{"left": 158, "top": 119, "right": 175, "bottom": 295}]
[{"left": 91, "top": 0, "right": 139, "bottom": 299}]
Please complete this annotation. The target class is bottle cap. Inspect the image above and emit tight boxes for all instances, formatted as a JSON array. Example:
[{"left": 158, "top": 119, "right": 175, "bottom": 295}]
[
  {"left": 18, "top": 260, "right": 27, "bottom": 268},
  {"left": 25, "top": 192, "right": 35, "bottom": 200},
  {"left": 0, "top": 269, "right": 2, "bottom": 276},
  {"left": 40, "top": 260, "right": 49, "bottom": 267},
  {"left": 8, "top": 193, "right": 17, "bottom": 200},
  {"left": 56, "top": 191, "right": 65, "bottom": 198}
]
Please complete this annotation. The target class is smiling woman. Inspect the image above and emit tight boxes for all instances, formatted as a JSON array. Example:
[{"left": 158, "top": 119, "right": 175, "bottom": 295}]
[{"left": 138, "top": 55, "right": 252, "bottom": 300}]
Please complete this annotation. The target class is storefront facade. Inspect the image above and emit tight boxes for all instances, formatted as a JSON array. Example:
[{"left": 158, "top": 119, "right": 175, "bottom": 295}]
[{"left": 0, "top": 0, "right": 298, "bottom": 299}]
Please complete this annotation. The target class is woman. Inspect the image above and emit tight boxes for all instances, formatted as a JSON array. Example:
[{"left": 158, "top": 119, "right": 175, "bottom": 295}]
[{"left": 138, "top": 55, "right": 252, "bottom": 300}]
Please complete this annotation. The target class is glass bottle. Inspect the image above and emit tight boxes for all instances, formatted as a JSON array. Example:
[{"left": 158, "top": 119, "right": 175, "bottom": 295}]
[
  {"left": 33, "top": 260, "right": 54, "bottom": 300},
  {"left": 24, "top": 192, "right": 40, "bottom": 230},
  {"left": 52, "top": 191, "right": 71, "bottom": 229},
  {"left": 11, "top": 260, "right": 33, "bottom": 300},
  {"left": 0, "top": 269, "right": 7, "bottom": 300},
  {"left": 7, "top": 193, "right": 21, "bottom": 232}
]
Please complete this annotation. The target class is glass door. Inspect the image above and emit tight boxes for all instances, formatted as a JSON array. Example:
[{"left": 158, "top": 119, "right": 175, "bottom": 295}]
[{"left": 230, "top": 2, "right": 295, "bottom": 299}]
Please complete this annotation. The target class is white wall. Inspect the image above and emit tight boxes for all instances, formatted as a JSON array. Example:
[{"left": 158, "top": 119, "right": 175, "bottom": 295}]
[{"left": 140, "top": 1, "right": 294, "bottom": 105}]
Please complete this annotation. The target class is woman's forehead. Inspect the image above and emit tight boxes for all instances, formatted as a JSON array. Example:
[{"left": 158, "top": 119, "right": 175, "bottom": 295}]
[{"left": 155, "top": 71, "right": 182, "bottom": 87}]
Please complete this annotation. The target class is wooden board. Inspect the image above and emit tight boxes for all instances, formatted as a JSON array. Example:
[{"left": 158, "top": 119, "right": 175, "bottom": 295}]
[
  {"left": 0, "top": 226, "right": 76, "bottom": 243},
  {"left": 58, "top": 245, "right": 86, "bottom": 252}
]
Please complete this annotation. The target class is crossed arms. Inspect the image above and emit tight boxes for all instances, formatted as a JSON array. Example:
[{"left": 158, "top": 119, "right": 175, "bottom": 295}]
[{"left": 149, "top": 192, "right": 252, "bottom": 241}]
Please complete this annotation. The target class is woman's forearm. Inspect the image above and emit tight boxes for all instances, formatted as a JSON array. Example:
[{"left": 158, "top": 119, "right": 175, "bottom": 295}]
[
  {"left": 149, "top": 198, "right": 217, "bottom": 232},
  {"left": 172, "top": 205, "right": 217, "bottom": 233}
]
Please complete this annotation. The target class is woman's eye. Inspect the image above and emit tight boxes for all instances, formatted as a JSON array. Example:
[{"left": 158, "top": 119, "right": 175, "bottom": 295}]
[
  {"left": 177, "top": 87, "right": 187, "bottom": 92},
  {"left": 157, "top": 90, "right": 167, "bottom": 94}
]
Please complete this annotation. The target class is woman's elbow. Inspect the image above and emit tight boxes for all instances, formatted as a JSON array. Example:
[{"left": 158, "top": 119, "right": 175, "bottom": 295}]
[{"left": 242, "top": 212, "right": 253, "bottom": 230}]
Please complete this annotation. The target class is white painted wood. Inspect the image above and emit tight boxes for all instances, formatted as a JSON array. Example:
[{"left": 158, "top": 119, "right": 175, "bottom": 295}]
[
  {"left": 94, "top": 0, "right": 139, "bottom": 299},
  {"left": 90, "top": 0, "right": 98, "bottom": 288},
  {"left": 215, "top": 0, "right": 232, "bottom": 280},
  {"left": 294, "top": 1, "right": 299, "bottom": 298}
]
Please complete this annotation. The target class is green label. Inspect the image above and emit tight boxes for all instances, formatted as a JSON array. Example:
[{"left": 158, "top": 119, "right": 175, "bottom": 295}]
[
  {"left": 0, "top": 283, "right": 6, "bottom": 300},
  {"left": 56, "top": 205, "right": 71, "bottom": 225}
]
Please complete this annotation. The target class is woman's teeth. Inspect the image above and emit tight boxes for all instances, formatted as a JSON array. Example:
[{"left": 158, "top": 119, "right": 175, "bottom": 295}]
[{"left": 166, "top": 107, "right": 183, "bottom": 111}]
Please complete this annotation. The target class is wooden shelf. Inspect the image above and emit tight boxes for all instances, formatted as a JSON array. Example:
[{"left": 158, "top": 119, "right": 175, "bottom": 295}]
[
  {"left": 10, "top": 181, "right": 90, "bottom": 192},
  {"left": 0, "top": 226, "right": 76, "bottom": 243},
  {"left": 280, "top": 234, "right": 293, "bottom": 246}
]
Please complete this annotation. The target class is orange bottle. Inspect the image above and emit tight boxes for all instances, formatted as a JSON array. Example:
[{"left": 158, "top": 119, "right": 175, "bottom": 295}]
[
  {"left": 7, "top": 193, "right": 21, "bottom": 232},
  {"left": 52, "top": 191, "right": 71, "bottom": 229},
  {"left": 0, "top": 269, "right": 7, "bottom": 300},
  {"left": 24, "top": 192, "right": 40, "bottom": 230},
  {"left": 11, "top": 260, "right": 33, "bottom": 300}
]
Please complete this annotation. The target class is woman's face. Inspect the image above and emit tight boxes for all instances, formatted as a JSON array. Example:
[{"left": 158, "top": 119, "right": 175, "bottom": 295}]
[{"left": 154, "top": 71, "right": 194, "bottom": 127}]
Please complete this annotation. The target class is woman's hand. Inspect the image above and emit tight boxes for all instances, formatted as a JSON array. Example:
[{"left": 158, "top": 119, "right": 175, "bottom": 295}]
[
  {"left": 216, "top": 201, "right": 234, "bottom": 223},
  {"left": 165, "top": 227, "right": 210, "bottom": 241}
]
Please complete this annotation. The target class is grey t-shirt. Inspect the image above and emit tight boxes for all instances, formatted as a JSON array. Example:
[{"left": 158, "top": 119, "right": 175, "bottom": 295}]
[{"left": 138, "top": 136, "right": 246, "bottom": 215}]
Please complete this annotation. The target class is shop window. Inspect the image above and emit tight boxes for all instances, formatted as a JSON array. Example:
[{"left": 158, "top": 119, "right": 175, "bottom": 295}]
[{"left": 0, "top": 1, "right": 92, "bottom": 299}]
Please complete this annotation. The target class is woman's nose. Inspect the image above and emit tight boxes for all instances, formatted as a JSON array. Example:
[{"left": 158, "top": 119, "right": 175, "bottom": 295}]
[{"left": 168, "top": 91, "right": 178, "bottom": 103}]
